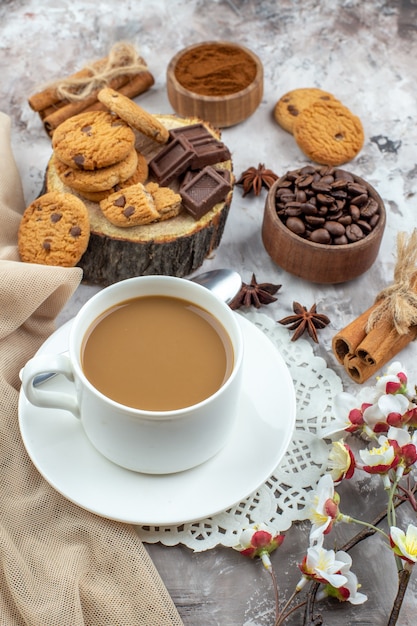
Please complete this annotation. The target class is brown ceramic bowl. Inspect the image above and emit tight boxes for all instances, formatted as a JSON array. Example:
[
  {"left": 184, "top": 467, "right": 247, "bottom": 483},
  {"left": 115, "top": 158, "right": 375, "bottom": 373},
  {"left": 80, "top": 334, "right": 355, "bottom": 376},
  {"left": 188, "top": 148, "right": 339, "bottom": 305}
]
[
  {"left": 262, "top": 168, "right": 386, "bottom": 284},
  {"left": 166, "top": 41, "right": 263, "bottom": 128}
]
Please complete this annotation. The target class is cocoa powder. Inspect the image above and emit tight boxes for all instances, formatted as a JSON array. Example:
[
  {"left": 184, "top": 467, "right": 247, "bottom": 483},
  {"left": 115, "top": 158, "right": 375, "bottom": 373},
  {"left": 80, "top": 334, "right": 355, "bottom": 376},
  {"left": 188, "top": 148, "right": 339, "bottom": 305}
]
[{"left": 174, "top": 43, "right": 257, "bottom": 96}]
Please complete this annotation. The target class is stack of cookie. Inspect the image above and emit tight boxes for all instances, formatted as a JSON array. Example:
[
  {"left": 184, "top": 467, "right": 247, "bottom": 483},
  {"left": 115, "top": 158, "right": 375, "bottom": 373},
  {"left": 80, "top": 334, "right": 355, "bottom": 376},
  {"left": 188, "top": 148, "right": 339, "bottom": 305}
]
[
  {"left": 49, "top": 98, "right": 183, "bottom": 228},
  {"left": 51, "top": 109, "right": 150, "bottom": 203},
  {"left": 273, "top": 88, "right": 364, "bottom": 166}
]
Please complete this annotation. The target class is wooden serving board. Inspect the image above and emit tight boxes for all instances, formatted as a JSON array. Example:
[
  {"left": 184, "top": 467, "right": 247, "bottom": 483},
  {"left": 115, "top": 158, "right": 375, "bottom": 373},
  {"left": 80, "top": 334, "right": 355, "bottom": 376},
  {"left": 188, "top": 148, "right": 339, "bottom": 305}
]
[{"left": 45, "top": 114, "right": 234, "bottom": 286}]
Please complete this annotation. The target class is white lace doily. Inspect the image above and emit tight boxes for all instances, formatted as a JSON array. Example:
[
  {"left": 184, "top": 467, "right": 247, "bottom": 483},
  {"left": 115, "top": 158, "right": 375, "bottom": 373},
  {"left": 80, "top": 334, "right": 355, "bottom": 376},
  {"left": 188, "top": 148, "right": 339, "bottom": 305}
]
[{"left": 136, "top": 311, "right": 343, "bottom": 551}]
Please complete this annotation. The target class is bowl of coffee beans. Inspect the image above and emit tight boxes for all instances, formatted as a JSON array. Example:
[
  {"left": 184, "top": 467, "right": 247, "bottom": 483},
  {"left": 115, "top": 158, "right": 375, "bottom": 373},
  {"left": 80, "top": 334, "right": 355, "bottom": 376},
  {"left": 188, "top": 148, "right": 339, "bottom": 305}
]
[{"left": 262, "top": 165, "right": 386, "bottom": 284}]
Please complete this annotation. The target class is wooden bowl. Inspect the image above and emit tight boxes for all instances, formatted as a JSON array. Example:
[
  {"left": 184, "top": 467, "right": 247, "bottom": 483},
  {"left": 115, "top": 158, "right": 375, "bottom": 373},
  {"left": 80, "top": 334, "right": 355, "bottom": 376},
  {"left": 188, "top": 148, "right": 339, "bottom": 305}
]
[
  {"left": 166, "top": 41, "right": 263, "bottom": 128},
  {"left": 262, "top": 169, "right": 386, "bottom": 284}
]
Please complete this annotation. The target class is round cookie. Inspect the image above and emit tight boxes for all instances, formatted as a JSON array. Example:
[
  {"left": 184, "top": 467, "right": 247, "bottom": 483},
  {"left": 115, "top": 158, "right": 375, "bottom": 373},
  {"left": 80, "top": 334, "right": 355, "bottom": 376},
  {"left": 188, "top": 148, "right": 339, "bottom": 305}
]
[
  {"left": 98, "top": 87, "right": 169, "bottom": 144},
  {"left": 293, "top": 100, "right": 364, "bottom": 166},
  {"left": 99, "top": 183, "right": 160, "bottom": 227},
  {"left": 18, "top": 192, "right": 90, "bottom": 267},
  {"left": 274, "top": 87, "right": 338, "bottom": 134},
  {"left": 53, "top": 148, "right": 139, "bottom": 193},
  {"left": 77, "top": 151, "right": 149, "bottom": 203},
  {"left": 52, "top": 110, "right": 136, "bottom": 170}
]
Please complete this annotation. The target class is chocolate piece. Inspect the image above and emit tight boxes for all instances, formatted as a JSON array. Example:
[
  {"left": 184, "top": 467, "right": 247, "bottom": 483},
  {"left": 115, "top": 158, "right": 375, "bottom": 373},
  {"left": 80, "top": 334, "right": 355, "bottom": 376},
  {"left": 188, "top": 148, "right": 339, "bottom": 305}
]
[
  {"left": 180, "top": 166, "right": 231, "bottom": 220},
  {"left": 169, "top": 123, "right": 231, "bottom": 169},
  {"left": 180, "top": 167, "right": 232, "bottom": 190},
  {"left": 149, "top": 136, "right": 195, "bottom": 186},
  {"left": 169, "top": 123, "right": 213, "bottom": 143},
  {"left": 189, "top": 137, "right": 231, "bottom": 170}
]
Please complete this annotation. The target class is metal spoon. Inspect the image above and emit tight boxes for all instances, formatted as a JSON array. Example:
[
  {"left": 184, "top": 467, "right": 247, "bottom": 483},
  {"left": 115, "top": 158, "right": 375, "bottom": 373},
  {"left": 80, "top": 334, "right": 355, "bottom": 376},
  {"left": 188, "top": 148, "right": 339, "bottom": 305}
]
[
  {"left": 190, "top": 268, "right": 241, "bottom": 303},
  {"left": 29, "top": 269, "right": 242, "bottom": 388}
]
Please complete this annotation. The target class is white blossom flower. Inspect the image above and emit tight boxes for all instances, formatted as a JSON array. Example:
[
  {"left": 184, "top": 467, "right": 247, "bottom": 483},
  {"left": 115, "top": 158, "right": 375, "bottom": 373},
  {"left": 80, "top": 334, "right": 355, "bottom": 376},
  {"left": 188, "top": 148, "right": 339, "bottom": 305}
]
[
  {"left": 359, "top": 437, "right": 398, "bottom": 474},
  {"left": 298, "top": 545, "right": 347, "bottom": 589},
  {"left": 390, "top": 524, "right": 417, "bottom": 563},
  {"left": 328, "top": 440, "right": 355, "bottom": 483},
  {"left": 308, "top": 474, "right": 339, "bottom": 544}
]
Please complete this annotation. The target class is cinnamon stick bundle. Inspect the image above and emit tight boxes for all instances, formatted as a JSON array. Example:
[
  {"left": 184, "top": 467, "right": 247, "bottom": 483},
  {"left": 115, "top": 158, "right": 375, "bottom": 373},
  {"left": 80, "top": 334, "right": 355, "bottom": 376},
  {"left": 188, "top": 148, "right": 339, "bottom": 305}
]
[
  {"left": 28, "top": 43, "right": 154, "bottom": 136},
  {"left": 332, "top": 230, "right": 417, "bottom": 383}
]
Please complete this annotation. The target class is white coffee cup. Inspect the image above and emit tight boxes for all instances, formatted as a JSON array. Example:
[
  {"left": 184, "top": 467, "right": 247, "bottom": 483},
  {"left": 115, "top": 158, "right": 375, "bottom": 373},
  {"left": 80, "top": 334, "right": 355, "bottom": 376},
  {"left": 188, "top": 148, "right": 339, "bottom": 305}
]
[{"left": 21, "top": 276, "right": 244, "bottom": 474}]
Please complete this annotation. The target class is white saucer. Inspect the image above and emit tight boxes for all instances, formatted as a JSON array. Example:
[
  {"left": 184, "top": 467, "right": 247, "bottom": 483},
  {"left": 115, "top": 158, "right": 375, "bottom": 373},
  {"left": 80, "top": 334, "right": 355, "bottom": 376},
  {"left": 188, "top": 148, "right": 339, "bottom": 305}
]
[{"left": 18, "top": 314, "right": 296, "bottom": 526}]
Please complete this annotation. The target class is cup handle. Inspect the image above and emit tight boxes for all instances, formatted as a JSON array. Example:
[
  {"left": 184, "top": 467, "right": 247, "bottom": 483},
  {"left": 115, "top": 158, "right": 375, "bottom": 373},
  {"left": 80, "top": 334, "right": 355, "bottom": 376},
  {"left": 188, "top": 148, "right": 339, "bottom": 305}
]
[{"left": 21, "top": 353, "right": 80, "bottom": 418}]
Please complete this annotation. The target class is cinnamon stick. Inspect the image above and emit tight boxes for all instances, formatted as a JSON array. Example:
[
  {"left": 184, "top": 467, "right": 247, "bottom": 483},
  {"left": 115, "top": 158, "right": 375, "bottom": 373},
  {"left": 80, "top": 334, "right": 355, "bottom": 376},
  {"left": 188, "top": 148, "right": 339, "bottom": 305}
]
[
  {"left": 333, "top": 231, "right": 417, "bottom": 383},
  {"left": 28, "top": 58, "right": 108, "bottom": 111},
  {"left": 42, "top": 74, "right": 131, "bottom": 134},
  {"left": 356, "top": 322, "right": 417, "bottom": 366},
  {"left": 333, "top": 301, "right": 417, "bottom": 383},
  {"left": 43, "top": 71, "right": 154, "bottom": 135},
  {"left": 332, "top": 303, "right": 379, "bottom": 364}
]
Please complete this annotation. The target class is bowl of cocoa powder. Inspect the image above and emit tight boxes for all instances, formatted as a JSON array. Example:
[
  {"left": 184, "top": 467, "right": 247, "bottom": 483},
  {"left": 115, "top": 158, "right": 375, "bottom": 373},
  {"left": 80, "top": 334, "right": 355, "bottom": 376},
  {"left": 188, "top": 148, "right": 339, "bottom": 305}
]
[
  {"left": 166, "top": 41, "right": 263, "bottom": 128},
  {"left": 262, "top": 165, "right": 386, "bottom": 284}
]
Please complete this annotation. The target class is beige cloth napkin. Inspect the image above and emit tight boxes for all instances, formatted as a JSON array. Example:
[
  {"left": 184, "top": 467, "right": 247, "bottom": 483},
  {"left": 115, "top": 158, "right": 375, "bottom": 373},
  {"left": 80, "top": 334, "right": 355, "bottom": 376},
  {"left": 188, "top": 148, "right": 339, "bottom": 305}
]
[{"left": 0, "top": 112, "right": 183, "bottom": 626}]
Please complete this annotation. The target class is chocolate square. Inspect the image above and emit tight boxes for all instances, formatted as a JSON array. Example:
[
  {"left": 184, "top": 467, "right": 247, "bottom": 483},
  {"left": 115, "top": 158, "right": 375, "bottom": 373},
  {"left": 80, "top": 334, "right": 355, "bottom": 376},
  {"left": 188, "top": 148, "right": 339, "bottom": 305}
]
[
  {"left": 190, "top": 137, "right": 231, "bottom": 170},
  {"left": 169, "top": 123, "right": 213, "bottom": 144},
  {"left": 180, "top": 166, "right": 232, "bottom": 220},
  {"left": 148, "top": 136, "right": 195, "bottom": 186}
]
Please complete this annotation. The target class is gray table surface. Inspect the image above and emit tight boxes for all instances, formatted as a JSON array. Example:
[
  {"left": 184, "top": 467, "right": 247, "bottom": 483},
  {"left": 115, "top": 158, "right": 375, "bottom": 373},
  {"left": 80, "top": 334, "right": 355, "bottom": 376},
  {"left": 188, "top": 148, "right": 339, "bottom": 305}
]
[{"left": 3, "top": 1, "right": 417, "bottom": 624}]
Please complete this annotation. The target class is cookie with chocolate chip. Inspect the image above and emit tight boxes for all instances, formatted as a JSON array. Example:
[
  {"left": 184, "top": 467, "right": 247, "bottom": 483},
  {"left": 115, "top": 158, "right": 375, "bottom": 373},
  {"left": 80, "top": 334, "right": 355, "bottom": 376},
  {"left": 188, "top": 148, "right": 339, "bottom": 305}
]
[
  {"left": 77, "top": 151, "right": 149, "bottom": 202},
  {"left": 99, "top": 183, "right": 160, "bottom": 227},
  {"left": 274, "top": 88, "right": 338, "bottom": 134},
  {"left": 18, "top": 192, "right": 90, "bottom": 267},
  {"left": 53, "top": 148, "right": 139, "bottom": 193},
  {"left": 52, "top": 110, "right": 136, "bottom": 170}
]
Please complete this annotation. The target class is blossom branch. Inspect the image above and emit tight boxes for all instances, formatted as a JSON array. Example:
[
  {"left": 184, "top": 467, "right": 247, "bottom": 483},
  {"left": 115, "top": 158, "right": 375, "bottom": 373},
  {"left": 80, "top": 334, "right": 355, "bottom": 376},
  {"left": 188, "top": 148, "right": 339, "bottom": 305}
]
[
  {"left": 303, "top": 582, "right": 323, "bottom": 626},
  {"left": 387, "top": 567, "right": 412, "bottom": 626}
]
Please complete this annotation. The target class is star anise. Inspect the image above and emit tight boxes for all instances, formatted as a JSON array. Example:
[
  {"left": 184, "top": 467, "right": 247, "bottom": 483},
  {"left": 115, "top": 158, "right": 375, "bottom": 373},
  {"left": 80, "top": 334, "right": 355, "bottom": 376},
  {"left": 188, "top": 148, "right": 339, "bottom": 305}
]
[
  {"left": 229, "top": 273, "right": 281, "bottom": 310},
  {"left": 237, "top": 163, "right": 279, "bottom": 197},
  {"left": 278, "top": 302, "right": 330, "bottom": 343}
]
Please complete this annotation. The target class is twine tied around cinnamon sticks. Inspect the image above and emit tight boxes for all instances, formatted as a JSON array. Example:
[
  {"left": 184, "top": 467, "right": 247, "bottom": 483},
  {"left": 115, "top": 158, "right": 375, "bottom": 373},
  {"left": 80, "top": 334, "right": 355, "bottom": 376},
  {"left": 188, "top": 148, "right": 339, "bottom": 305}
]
[
  {"left": 52, "top": 42, "right": 148, "bottom": 101},
  {"left": 28, "top": 42, "right": 154, "bottom": 135},
  {"left": 332, "top": 229, "right": 417, "bottom": 383}
]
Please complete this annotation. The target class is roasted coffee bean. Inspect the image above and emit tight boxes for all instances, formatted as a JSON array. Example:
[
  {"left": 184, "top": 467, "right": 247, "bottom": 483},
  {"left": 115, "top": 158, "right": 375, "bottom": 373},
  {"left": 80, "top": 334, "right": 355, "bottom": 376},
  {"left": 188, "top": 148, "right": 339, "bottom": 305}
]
[
  {"left": 350, "top": 193, "right": 368, "bottom": 207},
  {"left": 295, "top": 190, "right": 307, "bottom": 202},
  {"left": 357, "top": 219, "right": 372, "bottom": 233},
  {"left": 301, "top": 202, "right": 318, "bottom": 215},
  {"left": 324, "top": 221, "right": 346, "bottom": 237},
  {"left": 286, "top": 216, "right": 306, "bottom": 235},
  {"left": 311, "top": 181, "right": 332, "bottom": 193},
  {"left": 305, "top": 215, "right": 325, "bottom": 226},
  {"left": 274, "top": 167, "right": 382, "bottom": 246},
  {"left": 334, "top": 169, "right": 354, "bottom": 182},
  {"left": 317, "top": 193, "right": 334, "bottom": 206},
  {"left": 347, "top": 182, "right": 367, "bottom": 196},
  {"left": 284, "top": 206, "right": 303, "bottom": 217},
  {"left": 333, "top": 235, "right": 349, "bottom": 245},
  {"left": 296, "top": 174, "right": 315, "bottom": 188},
  {"left": 338, "top": 215, "right": 352, "bottom": 226},
  {"left": 310, "top": 228, "right": 332, "bottom": 244},
  {"left": 346, "top": 224, "right": 365, "bottom": 241},
  {"left": 349, "top": 205, "right": 361, "bottom": 221},
  {"left": 369, "top": 213, "right": 380, "bottom": 227},
  {"left": 320, "top": 175, "right": 335, "bottom": 185},
  {"left": 361, "top": 197, "right": 379, "bottom": 217}
]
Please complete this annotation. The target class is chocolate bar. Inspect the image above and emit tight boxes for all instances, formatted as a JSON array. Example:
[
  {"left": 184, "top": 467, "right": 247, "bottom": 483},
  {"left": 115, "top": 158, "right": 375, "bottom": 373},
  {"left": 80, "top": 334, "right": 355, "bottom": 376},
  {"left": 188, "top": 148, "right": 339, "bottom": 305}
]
[
  {"left": 180, "top": 166, "right": 232, "bottom": 220},
  {"left": 181, "top": 167, "right": 232, "bottom": 188},
  {"left": 169, "top": 123, "right": 213, "bottom": 143},
  {"left": 189, "top": 137, "right": 231, "bottom": 170},
  {"left": 148, "top": 136, "right": 195, "bottom": 186},
  {"left": 169, "top": 123, "right": 231, "bottom": 170}
]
